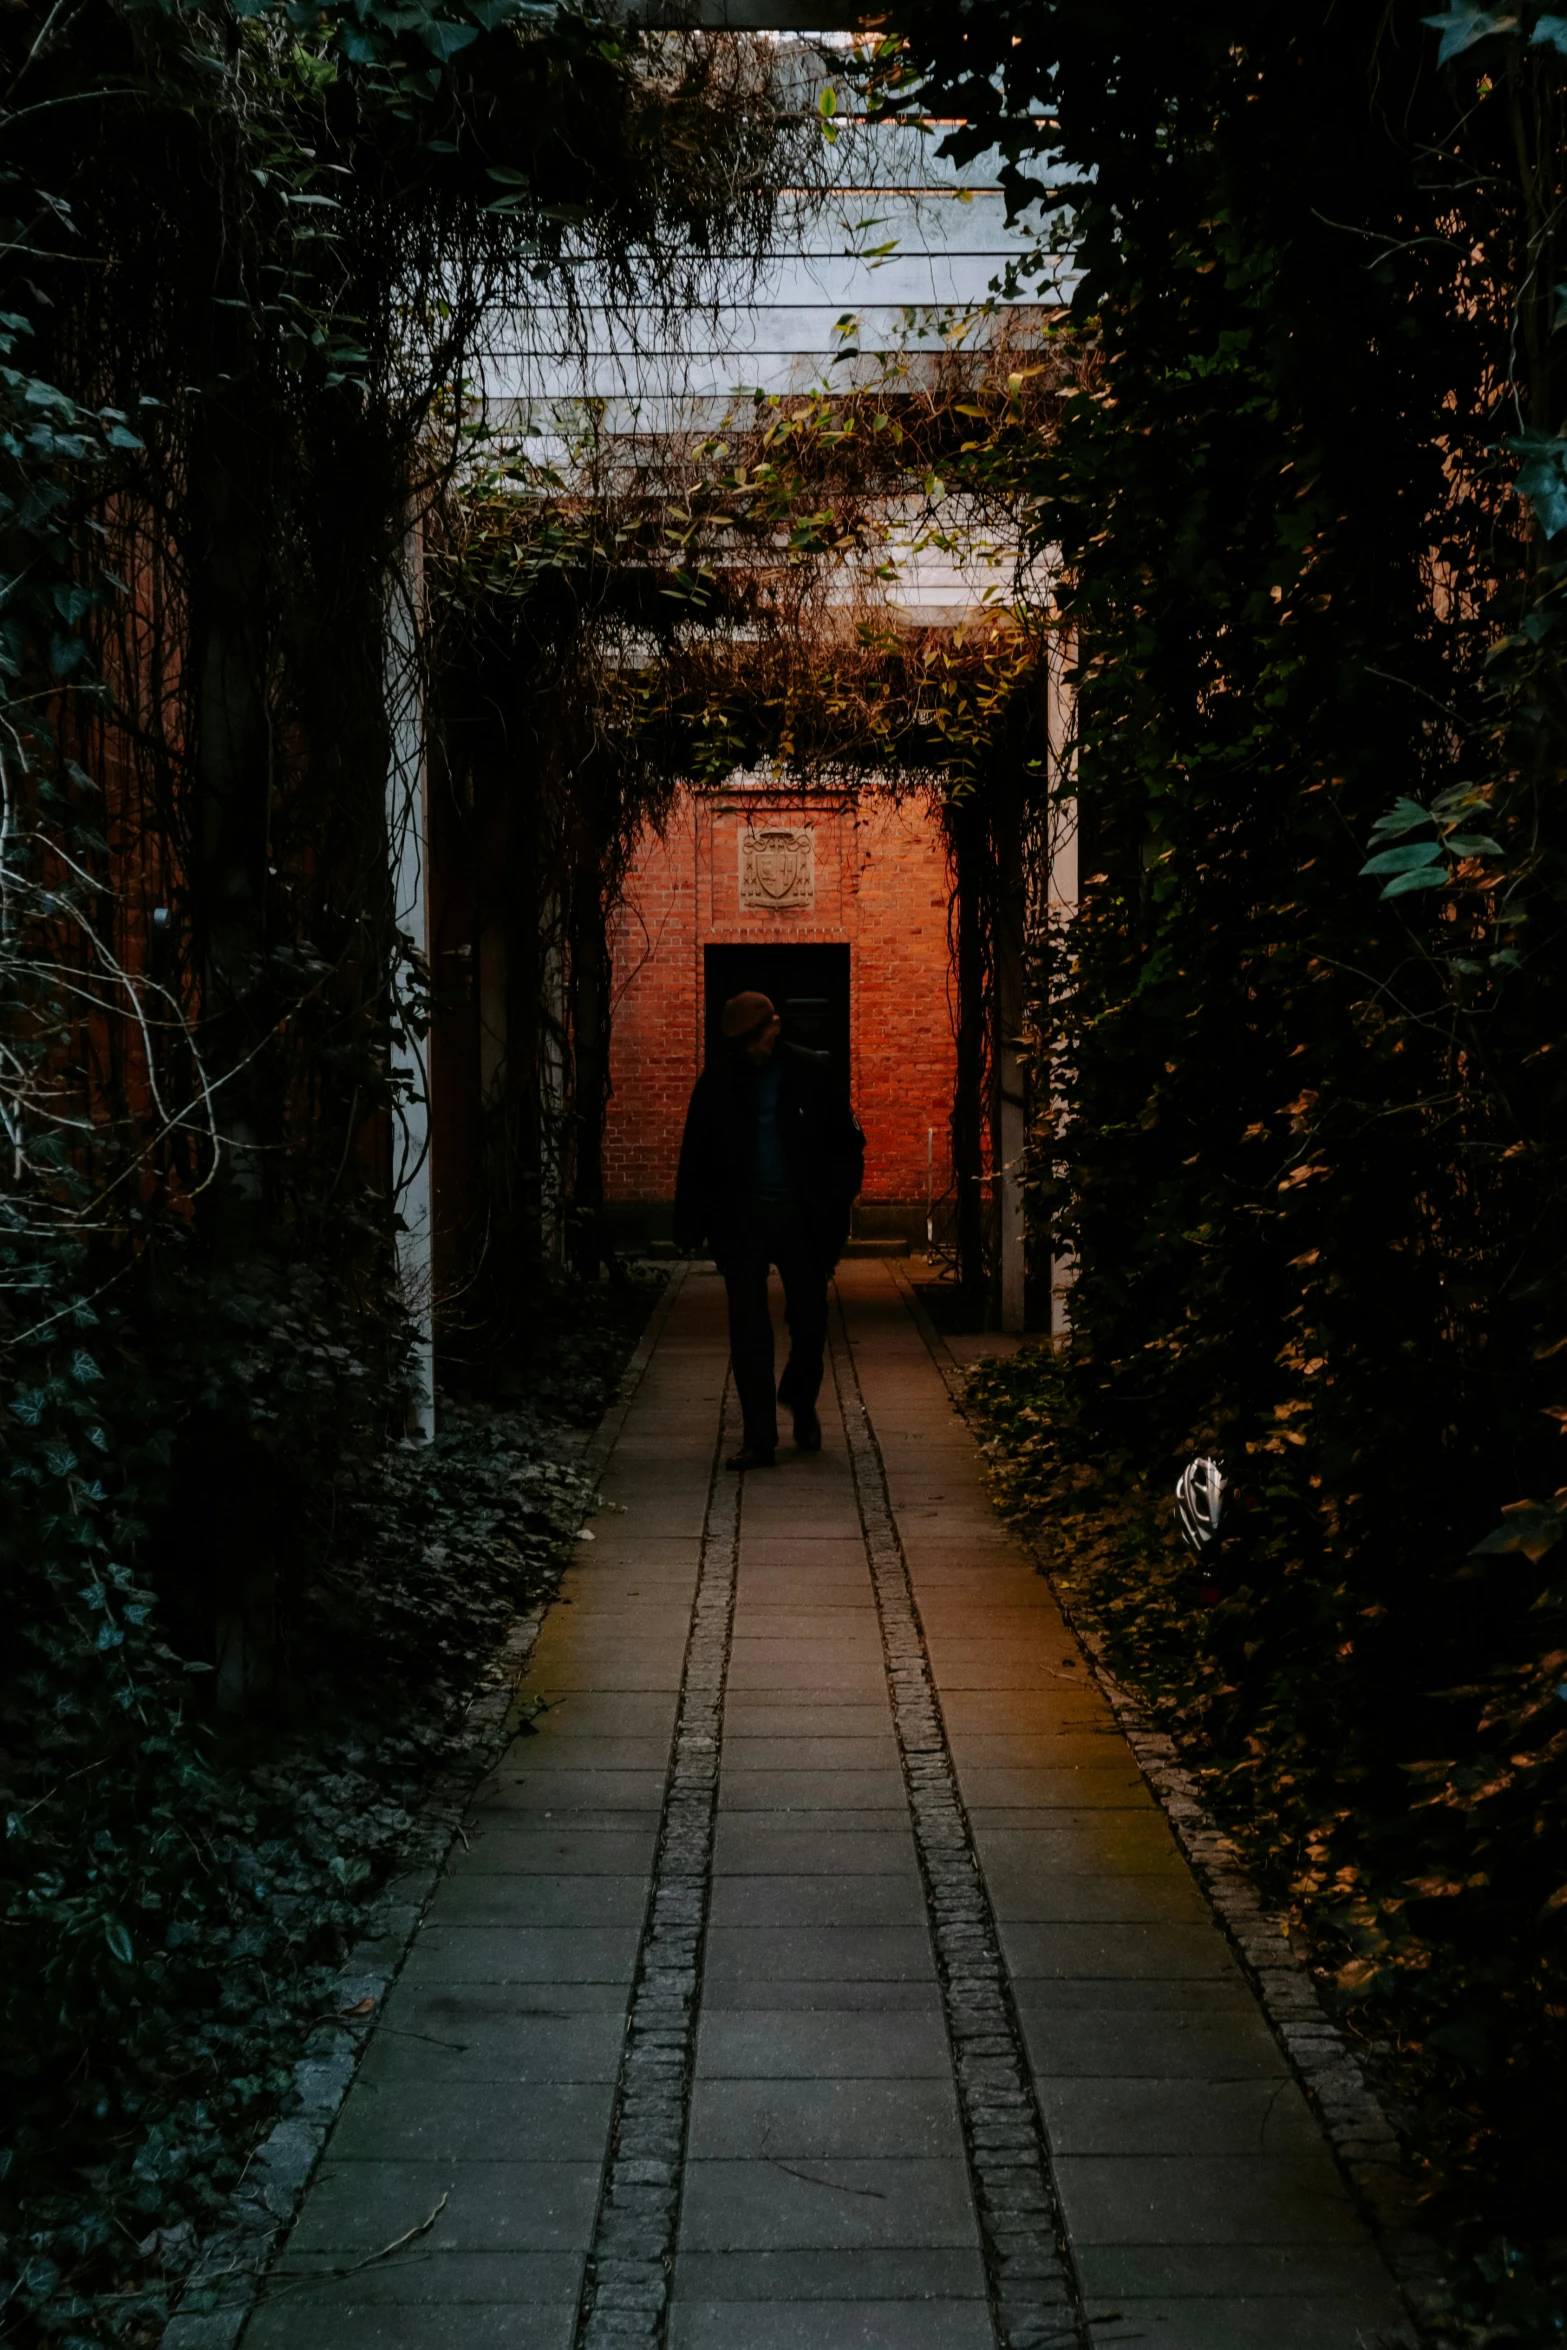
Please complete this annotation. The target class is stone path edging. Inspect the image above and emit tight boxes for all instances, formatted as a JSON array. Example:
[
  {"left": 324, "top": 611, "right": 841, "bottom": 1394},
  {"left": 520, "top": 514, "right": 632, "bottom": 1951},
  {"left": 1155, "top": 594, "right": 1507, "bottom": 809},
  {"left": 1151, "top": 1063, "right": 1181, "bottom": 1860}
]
[
  {"left": 886, "top": 1262, "right": 1445, "bottom": 2345},
  {"left": 571, "top": 1378, "right": 738, "bottom": 2349},
  {"left": 161, "top": 1270, "right": 685, "bottom": 2350},
  {"left": 829, "top": 1293, "right": 1088, "bottom": 2350}
]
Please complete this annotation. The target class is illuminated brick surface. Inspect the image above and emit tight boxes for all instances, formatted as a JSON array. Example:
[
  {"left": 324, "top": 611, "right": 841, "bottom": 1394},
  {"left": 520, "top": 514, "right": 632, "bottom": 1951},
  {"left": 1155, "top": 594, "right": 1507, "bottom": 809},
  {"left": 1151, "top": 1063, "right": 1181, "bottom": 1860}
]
[{"left": 605, "top": 784, "right": 957, "bottom": 1225}]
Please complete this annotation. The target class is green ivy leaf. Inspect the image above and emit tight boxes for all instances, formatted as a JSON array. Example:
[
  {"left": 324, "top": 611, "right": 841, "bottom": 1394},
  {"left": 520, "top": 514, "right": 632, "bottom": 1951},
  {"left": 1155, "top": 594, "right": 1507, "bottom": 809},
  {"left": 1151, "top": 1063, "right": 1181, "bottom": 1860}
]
[
  {"left": 1422, "top": 6, "right": 1517, "bottom": 65},
  {"left": 418, "top": 18, "right": 479, "bottom": 59},
  {"left": 1470, "top": 1501, "right": 1566, "bottom": 1561},
  {"left": 1360, "top": 838, "right": 1442, "bottom": 877},
  {"left": 1367, "top": 796, "right": 1434, "bottom": 841},
  {"left": 1507, "top": 432, "right": 1567, "bottom": 537}
]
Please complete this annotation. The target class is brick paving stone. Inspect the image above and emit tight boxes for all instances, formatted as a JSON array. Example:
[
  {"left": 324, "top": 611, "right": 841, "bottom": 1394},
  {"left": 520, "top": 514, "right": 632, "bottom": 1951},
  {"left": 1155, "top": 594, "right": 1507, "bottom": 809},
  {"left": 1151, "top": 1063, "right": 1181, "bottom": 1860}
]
[
  {"left": 978, "top": 1871, "right": 1217, "bottom": 1928},
  {"left": 675, "top": 2250, "right": 986, "bottom": 2301},
  {"left": 1038, "top": 2077, "right": 1327, "bottom": 2158},
  {"left": 1054, "top": 2151, "right": 1365, "bottom": 2246},
  {"left": 670, "top": 2303, "right": 995, "bottom": 2350},
  {"left": 283, "top": 2159, "right": 601, "bottom": 2254},
  {"left": 1000, "top": 1922, "right": 1243, "bottom": 1981},
  {"left": 328, "top": 2080, "right": 615, "bottom": 2162},
  {"left": 474, "top": 1772, "right": 671, "bottom": 1812},
  {"left": 719, "top": 1738, "right": 899, "bottom": 1771},
  {"left": 678, "top": 2157, "right": 979, "bottom": 2250},
  {"left": 1083, "top": 2300, "right": 1405, "bottom": 2350},
  {"left": 1075, "top": 2241, "right": 1399, "bottom": 2299},
  {"left": 266, "top": 2251, "right": 584, "bottom": 2300},
  {"left": 702, "top": 1924, "right": 938, "bottom": 1981},
  {"left": 434, "top": 1877, "right": 650, "bottom": 1928},
  {"left": 717, "top": 1770, "right": 908, "bottom": 1809},
  {"left": 247, "top": 2300, "right": 578, "bottom": 2350},
  {"left": 711, "top": 1826, "right": 915, "bottom": 1876},
  {"left": 974, "top": 1819, "right": 1185, "bottom": 1873},
  {"left": 951, "top": 1735, "right": 1145, "bottom": 1769},
  {"left": 706, "top": 1876, "right": 925, "bottom": 1928},
  {"left": 1016, "top": 1977, "right": 1267, "bottom": 2016},
  {"left": 959, "top": 1769, "right": 1155, "bottom": 1810},
  {"left": 700, "top": 1977, "right": 943, "bottom": 2015},
  {"left": 694, "top": 2010, "right": 952, "bottom": 2080},
  {"left": 450, "top": 1831, "right": 660, "bottom": 1876},
  {"left": 238, "top": 1262, "right": 1420, "bottom": 2350},
  {"left": 713, "top": 1806, "right": 914, "bottom": 1837},
  {"left": 355, "top": 2004, "right": 628, "bottom": 2088},
  {"left": 943, "top": 1695, "right": 1119, "bottom": 1731},
  {"left": 400, "top": 1928, "right": 642, "bottom": 1985},
  {"left": 686, "top": 2075, "right": 961, "bottom": 2158}
]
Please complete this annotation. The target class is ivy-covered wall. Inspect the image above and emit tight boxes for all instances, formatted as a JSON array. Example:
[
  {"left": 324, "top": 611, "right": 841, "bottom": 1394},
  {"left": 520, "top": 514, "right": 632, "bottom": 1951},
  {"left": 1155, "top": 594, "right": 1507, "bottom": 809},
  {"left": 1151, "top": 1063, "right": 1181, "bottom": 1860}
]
[
  {"left": 0, "top": 5, "right": 804, "bottom": 2337},
  {"left": 870, "top": 0, "right": 1567, "bottom": 2322}
]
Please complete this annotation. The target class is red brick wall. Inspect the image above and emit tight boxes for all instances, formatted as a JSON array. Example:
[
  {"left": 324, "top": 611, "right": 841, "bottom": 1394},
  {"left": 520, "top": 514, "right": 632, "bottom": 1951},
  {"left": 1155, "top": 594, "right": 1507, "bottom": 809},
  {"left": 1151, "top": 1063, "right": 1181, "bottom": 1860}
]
[{"left": 604, "top": 781, "right": 956, "bottom": 1232}]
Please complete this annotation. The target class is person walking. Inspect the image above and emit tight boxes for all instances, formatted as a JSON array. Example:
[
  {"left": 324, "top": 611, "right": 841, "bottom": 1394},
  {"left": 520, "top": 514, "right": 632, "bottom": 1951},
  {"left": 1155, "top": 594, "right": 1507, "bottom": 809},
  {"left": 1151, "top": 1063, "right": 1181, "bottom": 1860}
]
[{"left": 674, "top": 990, "right": 865, "bottom": 1470}]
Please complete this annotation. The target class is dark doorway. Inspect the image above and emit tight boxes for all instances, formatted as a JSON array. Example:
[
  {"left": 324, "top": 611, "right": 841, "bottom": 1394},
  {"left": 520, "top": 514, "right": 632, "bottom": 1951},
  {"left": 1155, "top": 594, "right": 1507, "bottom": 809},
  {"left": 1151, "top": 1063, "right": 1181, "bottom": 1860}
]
[{"left": 704, "top": 943, "right": 851, "bottom": 1092}]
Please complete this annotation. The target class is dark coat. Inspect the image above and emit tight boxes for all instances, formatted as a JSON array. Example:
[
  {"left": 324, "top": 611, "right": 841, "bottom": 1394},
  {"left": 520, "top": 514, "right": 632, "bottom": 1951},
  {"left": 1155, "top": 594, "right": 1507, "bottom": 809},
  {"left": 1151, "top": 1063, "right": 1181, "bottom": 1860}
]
[{"left": 673, "top": 1042, "right": 865, "bottom": 1270}]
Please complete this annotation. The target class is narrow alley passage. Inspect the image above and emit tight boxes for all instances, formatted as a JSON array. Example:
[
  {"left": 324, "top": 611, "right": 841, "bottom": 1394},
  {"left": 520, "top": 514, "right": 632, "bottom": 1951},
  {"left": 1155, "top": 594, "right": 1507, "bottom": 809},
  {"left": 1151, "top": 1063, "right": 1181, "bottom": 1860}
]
[{"left": 241, "top": 1266, "right": 1413, "bottom": 2350}]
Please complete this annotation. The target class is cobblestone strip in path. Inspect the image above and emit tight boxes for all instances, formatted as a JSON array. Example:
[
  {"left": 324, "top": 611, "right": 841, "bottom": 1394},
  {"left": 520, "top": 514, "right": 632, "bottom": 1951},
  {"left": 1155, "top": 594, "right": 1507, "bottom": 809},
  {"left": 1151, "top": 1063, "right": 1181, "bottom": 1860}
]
[
  {"left": 572, "top": 1389, "right": 739, "bottom": 2349},
  {"left": 828, "top": 1293, "right": 1086, "bottom": 2350}
]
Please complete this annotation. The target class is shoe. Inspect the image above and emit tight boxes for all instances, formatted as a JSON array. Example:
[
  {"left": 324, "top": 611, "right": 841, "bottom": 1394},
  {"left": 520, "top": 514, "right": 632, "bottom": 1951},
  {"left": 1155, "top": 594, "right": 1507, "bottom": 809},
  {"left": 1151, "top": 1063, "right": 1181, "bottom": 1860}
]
[
  {"left": 792, "top": 1405, "right": 822, "bottom": 1452},
  {"left": 725, "top": 1444, "right": 776, "bottom": 1471}
]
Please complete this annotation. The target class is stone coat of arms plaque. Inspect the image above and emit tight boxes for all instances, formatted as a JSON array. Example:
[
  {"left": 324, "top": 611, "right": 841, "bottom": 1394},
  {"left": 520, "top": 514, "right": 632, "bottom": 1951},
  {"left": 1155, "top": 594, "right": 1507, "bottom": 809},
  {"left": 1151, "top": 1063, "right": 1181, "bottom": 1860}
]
[{"left": 739, "top": 826, "right": 815, "bottom": 911}]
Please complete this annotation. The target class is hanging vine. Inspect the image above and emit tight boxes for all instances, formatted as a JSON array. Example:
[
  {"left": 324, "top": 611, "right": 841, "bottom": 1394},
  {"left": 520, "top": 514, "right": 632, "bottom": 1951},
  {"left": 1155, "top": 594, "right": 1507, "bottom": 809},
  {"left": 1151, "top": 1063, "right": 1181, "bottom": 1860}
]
[{"left": 420, "top": 327, "right": 1073, "bottom": 1290}]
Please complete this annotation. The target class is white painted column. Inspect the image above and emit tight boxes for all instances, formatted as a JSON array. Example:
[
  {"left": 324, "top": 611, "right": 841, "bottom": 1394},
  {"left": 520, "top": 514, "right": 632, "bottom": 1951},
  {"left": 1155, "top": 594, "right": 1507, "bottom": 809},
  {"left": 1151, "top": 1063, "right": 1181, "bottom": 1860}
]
[
  {"left": 995, "top": 765, "right": 1029, "bottom": 1337},
  {"left": 998, "top": 1076, "right": 1026, "bottom": 1333},
  {"left": 539, "top": 905, "right": 568, "bottom": 1270},
  {"left": 1046, "top": 624, "right": 1078, "bottom": 1343},
  {"left": 384, "top": 520, "right": 436, "bottom": 1439}
]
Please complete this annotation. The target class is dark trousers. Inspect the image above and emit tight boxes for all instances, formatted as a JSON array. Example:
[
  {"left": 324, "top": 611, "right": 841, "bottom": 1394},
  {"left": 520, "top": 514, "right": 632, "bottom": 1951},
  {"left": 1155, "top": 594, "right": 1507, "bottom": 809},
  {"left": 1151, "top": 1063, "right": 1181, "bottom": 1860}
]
[{"left": 722, "top": 1213, "right": 829, "bottom": 1451}]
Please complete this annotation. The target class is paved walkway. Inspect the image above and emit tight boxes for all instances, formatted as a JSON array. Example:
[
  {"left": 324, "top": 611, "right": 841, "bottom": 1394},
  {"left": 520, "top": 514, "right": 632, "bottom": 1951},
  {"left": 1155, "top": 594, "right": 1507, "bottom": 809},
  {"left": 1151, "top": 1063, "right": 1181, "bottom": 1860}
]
[{"left": 243, "top": 1263, "right": 1413, "bottom": 2350}]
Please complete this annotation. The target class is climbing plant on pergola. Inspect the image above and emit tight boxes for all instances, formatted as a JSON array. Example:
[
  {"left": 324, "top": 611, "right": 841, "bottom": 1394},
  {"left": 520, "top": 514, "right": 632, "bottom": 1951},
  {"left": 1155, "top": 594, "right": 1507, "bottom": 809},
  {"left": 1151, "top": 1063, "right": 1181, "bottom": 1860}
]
[{"left": 428, "top": 328, "right": 1078, "bottom": 1290}]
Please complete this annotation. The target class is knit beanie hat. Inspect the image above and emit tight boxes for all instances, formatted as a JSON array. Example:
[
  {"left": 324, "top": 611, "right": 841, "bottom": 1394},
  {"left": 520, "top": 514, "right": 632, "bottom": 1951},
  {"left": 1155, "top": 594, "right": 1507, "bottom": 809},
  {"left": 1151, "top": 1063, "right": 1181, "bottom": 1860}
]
[{"left": 721, "top": 990, "right": 776, "bottom": 1042}]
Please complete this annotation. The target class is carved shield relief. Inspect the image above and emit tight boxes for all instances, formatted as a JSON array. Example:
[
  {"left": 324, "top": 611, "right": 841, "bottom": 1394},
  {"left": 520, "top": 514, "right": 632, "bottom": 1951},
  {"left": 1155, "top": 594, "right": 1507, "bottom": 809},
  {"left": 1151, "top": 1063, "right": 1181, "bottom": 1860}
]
[{"left": 740, "top": 826, "right": 815, "bottom": 911}]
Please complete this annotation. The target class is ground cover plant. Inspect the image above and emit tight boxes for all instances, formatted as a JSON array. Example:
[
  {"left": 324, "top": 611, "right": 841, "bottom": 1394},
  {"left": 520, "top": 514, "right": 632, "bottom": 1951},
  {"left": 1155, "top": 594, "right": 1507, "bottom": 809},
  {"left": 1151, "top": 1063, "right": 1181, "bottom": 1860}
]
[
  {"left": 1, "top": 1271, "right": 655, "bottom": 2348},
  {"left": 965, "top": 1347, "right": 1567, "bottom": 2342}
]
